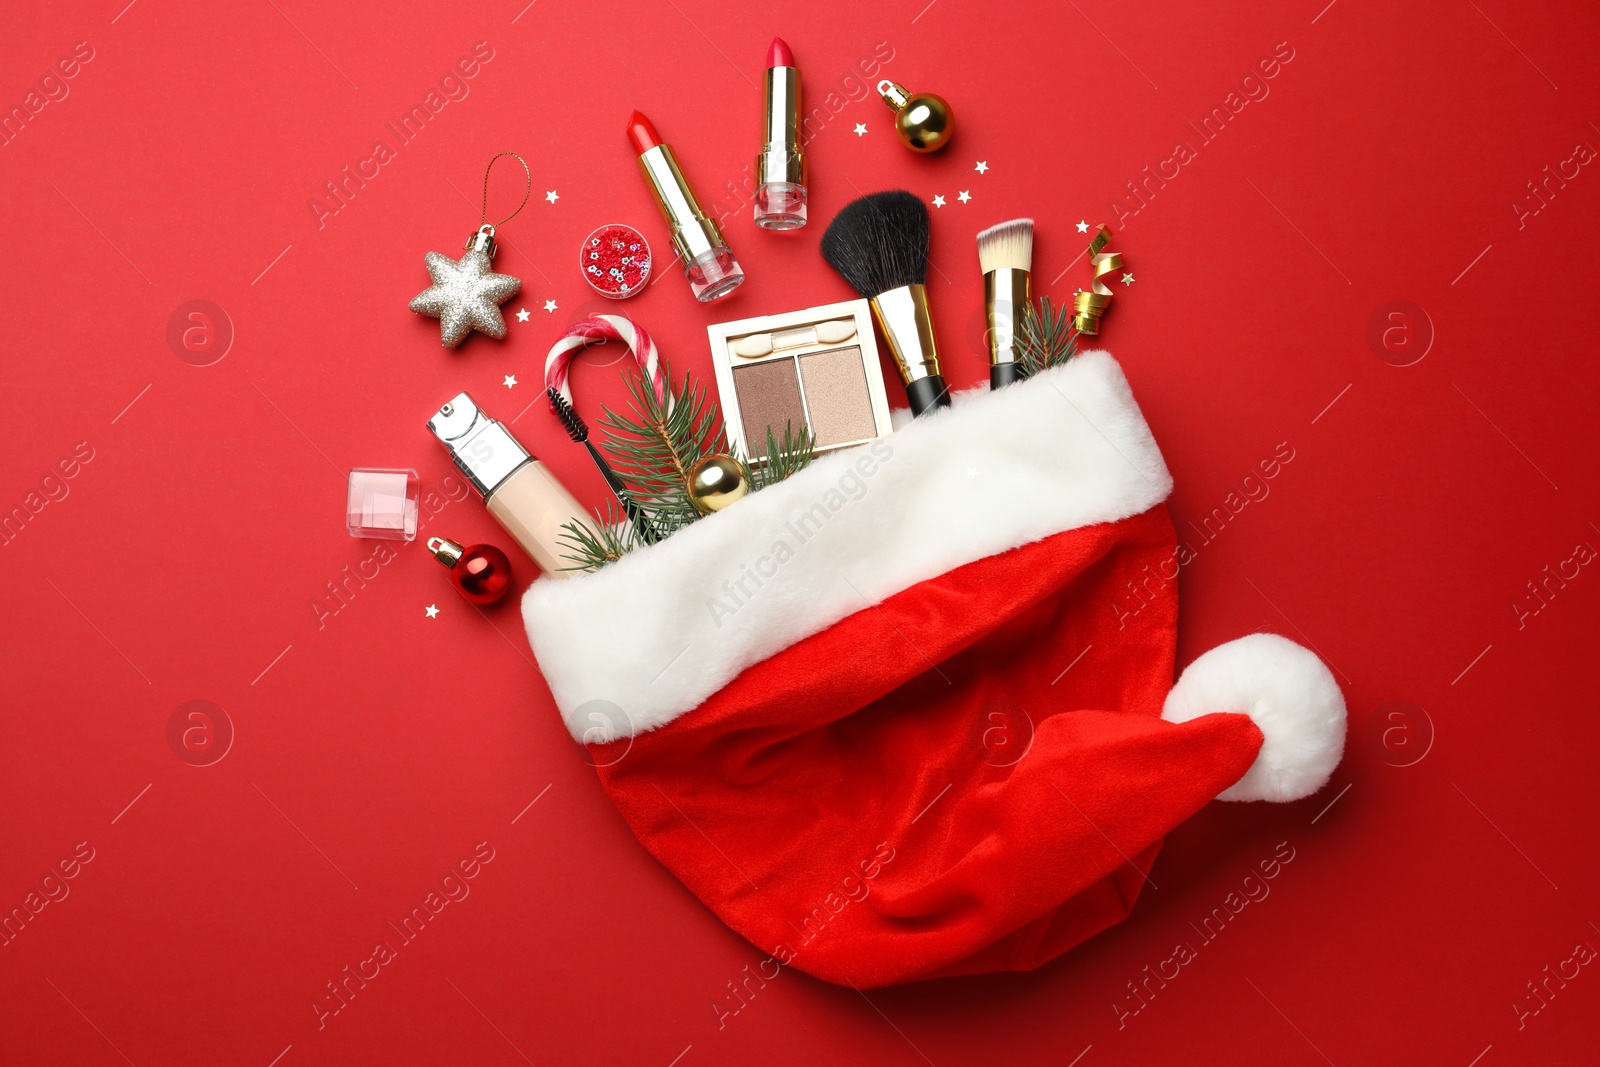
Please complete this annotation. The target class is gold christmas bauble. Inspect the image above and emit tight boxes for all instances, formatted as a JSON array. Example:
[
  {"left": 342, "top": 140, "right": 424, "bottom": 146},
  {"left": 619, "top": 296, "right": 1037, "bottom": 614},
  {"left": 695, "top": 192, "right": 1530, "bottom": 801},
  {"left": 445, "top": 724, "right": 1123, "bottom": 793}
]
[
  {"left": 687, "top": 453, "right": 750, "bottom": 514},
  {"left": 878, "top": 79, "right": 953, "bottom": 153}
]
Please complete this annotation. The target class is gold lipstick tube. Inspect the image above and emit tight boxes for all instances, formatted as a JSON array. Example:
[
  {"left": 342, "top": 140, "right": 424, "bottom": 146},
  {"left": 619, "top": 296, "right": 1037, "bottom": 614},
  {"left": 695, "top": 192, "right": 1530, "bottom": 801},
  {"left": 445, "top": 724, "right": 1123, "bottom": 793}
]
[
  {"left": 869, "top": 284, "right": 950, "bottom": 416},
  {"left": 637, "top": 144, "right": 745, "bottom": 302},
  {"left": 754, "top": 64, "right": 807, "bottom": 229}
]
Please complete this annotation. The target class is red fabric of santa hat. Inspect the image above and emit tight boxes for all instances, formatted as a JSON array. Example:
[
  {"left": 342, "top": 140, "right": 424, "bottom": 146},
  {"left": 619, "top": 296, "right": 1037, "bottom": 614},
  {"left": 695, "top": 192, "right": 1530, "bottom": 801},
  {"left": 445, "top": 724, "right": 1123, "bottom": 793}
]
[{"left": 523, "top": 351, "right": 1346, "bottom": 988}]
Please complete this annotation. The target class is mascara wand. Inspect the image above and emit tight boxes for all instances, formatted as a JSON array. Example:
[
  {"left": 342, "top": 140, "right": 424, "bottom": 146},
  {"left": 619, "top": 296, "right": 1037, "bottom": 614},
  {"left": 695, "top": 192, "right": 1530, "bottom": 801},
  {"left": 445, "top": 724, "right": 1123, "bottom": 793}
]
[{"left": 547, "top": 387, "right": 659, "bottom": 544}]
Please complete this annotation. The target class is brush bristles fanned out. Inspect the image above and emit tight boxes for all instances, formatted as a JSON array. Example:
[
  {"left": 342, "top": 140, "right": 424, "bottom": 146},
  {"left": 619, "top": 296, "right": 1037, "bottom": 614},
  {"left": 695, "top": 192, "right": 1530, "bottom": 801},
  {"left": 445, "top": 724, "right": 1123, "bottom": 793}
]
[
  {"left": 547, "top": 387, "right": 590, "bottom": 444},
  {"left": 819, "top": 190, "right": 930, "bottom": 298},
  {"left": 976, "top": 218, "right": 1034, "bottom": 274}
]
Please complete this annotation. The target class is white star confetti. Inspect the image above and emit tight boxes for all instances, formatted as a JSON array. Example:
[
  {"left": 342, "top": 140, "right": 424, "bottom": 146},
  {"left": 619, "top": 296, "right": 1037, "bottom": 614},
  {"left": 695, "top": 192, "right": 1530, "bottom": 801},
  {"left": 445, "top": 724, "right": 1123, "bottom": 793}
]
[
  {"left": 1076, "top": 220, "right": 1090, "bottom": 233},
  {"left": 515, "top": 307, "right": 530, "bottom": 322},
  {"left": 503, "top": 375, "right": 517, "bottom": 388},
  {"left": 931, "top": 195, "right": 946, "bottom": 208},
  {"left": 854, "top": 123, "right": 868, "bottom": 136},
  {"left": 545, "top": 190, "right": 559, "bottom": 204},
  {"left": 424, "top": 604, "right": 439, "bottom": 619},
  {"left": 1121, "top": 273, "right": 1135, "bottom": 286},
  {"left": 543, "top": 299, "right": 558, "bottom": 313},
  {"left": 957, "top": 190, "right": 971, "bottom": 204},
  {"left": 974, "top": 161, "right": 988, "bottom": 174}
]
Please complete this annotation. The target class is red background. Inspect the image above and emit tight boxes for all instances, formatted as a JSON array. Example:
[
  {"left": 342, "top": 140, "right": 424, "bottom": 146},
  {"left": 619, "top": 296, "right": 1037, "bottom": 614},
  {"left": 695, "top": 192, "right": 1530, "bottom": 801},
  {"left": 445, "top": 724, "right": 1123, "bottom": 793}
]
[{"left": 3, "top": 0, "right": 1597, "bottom": 1063}]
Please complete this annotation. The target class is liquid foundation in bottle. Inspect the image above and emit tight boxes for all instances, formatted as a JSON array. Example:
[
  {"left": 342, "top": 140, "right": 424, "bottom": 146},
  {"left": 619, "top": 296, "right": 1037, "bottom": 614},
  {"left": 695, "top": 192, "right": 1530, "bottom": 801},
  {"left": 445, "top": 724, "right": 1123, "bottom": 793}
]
[{"left": 427, "top": 392, "right": 595, "bottom": 580}]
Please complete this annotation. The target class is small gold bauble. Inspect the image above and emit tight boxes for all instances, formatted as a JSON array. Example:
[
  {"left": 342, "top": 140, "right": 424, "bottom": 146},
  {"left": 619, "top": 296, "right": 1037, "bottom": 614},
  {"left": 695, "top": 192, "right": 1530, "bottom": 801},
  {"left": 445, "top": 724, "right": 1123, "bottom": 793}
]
[
  {"left": 878, "top": 79, "right": 953, "bottom": 153},
  {"left": 687, "top": 453, "right": 750, "bottom": 514}
]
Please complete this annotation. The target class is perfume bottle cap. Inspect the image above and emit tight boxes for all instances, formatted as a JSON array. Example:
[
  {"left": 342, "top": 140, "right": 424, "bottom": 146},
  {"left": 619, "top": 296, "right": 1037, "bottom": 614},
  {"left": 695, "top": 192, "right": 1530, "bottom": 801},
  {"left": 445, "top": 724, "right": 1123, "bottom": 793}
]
[{"left": 426, "top": 392, "right": 531, "bottom": 498}]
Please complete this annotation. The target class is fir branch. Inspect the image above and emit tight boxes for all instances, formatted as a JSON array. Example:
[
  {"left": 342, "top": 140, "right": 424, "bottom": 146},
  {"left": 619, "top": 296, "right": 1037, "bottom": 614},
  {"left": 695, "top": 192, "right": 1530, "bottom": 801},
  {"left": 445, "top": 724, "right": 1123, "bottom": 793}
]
[
  {"left": 746, "top": 419, "right": 816, "bottom": 491},
  {"left": 1016, "top": 295, "right": 1080, "bottom": 377},
  {"left": 561, "top": 365, "right": 819, "bottom": 573},
  {"left": 595, "top": 358, "right": 727, "bottom": 536},
  {"left": 556, "top": 504, "right": 642, "bottom": 574}
]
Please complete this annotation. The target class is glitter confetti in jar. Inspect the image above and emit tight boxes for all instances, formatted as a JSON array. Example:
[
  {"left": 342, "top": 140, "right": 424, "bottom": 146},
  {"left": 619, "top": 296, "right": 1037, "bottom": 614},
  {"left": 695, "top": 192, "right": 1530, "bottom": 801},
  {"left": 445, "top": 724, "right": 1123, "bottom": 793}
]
[{"left": 579, "top": 223, "right": 652, "bottom": 300}]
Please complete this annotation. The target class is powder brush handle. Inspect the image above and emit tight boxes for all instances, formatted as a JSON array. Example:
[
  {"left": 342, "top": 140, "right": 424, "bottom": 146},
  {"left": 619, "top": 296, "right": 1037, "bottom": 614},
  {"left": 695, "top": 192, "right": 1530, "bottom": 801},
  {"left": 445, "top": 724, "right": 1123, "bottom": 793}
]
[
  {"left": 990, "top": 363, "right": 1025, "bottom": 390},
  {"left": 904, "top": 376, "right": 951, "bottom": 417}
]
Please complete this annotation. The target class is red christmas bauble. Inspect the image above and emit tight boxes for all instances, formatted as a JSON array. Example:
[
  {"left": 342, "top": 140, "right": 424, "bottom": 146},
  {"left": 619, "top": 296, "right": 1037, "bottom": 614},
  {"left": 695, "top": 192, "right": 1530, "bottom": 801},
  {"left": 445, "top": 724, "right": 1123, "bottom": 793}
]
[{"left": 428, "top": 537, "right": 513, "bottom": 605}]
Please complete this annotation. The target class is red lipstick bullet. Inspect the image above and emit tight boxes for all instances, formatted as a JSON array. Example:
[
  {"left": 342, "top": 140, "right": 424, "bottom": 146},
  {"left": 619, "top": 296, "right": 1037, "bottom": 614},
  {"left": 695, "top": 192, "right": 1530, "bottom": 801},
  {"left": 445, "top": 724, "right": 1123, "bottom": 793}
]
[{"left": 625, "top": 110, "right": 661, "bottom": 155}]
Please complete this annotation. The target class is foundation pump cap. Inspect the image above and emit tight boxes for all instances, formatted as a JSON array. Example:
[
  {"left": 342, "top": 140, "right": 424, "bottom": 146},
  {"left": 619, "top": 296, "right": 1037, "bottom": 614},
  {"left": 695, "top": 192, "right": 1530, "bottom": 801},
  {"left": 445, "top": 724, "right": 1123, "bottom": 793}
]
[{"left": 426, "top": 392, "right": 532, "bottom": 497}]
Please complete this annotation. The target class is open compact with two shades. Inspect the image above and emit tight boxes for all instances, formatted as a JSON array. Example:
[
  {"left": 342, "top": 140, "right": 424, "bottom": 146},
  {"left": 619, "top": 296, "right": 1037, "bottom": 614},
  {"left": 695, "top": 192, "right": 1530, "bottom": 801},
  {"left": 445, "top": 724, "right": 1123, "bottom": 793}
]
[{"left": 707, "top": 299, "right": 895, "bottom": 461}]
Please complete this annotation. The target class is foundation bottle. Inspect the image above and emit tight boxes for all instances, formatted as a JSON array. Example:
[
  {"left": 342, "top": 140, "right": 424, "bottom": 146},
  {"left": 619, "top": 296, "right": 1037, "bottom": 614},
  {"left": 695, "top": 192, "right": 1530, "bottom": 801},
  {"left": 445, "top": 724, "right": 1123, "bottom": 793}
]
[{"left": 427, "top": 392, "right": 595, "bottom": 580}]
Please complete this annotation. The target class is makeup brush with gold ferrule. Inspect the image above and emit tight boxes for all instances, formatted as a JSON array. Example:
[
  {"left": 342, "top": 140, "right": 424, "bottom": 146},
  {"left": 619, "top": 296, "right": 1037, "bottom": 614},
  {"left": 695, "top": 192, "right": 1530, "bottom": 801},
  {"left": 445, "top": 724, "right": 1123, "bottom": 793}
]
[
  {"left": 976, "top": 218, "right": 1033, "bottom": 389},
  {"left": 819, "top": 190, "right": 950, "bottom": 417}
]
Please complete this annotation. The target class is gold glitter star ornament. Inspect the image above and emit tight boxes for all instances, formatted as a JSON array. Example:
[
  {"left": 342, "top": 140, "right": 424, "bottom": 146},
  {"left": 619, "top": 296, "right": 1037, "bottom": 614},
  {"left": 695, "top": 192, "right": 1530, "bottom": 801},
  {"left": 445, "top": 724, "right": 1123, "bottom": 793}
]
[{"left": 409, "top": 226, "right": 522, "bottom": 348}]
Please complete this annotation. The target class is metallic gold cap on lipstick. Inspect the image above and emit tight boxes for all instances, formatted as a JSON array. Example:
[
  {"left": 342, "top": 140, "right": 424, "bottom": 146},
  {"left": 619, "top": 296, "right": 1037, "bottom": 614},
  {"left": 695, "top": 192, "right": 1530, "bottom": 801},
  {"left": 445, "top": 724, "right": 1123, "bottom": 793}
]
[
  {"left": 754, "top": 37, "right": 806, "bottom": 230},
  {"left": 628, "top": 110, "right": 745, "bottom": 302}
]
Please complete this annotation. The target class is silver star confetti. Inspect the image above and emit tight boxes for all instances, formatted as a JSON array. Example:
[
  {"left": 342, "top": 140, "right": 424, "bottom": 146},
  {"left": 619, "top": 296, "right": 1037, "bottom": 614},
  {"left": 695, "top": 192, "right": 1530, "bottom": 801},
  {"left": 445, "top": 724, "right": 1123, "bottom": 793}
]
[{"left": 409, "top": 246, "right": 521, "bottom": 348}]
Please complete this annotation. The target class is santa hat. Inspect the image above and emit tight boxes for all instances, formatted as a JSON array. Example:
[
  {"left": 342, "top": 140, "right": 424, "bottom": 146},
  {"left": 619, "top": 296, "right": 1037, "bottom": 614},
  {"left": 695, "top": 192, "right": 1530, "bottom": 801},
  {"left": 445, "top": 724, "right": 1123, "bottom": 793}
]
[{"left": 522, "top": 351, "right": 1346, "bottom": 989}]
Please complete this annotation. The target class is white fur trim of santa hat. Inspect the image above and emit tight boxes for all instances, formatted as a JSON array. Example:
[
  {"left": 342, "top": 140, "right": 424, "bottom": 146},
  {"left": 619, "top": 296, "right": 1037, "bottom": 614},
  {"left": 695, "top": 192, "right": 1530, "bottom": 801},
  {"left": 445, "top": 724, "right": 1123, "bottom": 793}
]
[
  {"left": 1161, "top": 634, "right": 1346, "bottom": 802},
  {"left": 524, "top": 350, "right": 1173, "bottom": 743}
]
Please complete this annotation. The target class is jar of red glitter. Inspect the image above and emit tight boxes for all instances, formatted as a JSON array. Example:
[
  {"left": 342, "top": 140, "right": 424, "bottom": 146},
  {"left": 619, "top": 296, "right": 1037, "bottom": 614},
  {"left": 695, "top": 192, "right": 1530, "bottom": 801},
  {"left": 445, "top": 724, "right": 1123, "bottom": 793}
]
[{"left": 579, "top": 223, "right": 652, "bottom": 300}]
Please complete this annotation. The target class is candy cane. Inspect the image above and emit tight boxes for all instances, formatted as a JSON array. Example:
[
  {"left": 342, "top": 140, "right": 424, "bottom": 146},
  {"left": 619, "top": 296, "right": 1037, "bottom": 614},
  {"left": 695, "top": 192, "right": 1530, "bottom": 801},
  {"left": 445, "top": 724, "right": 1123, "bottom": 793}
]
[{"left": 543, "top": 314, "right": 664, "bottom": 407}]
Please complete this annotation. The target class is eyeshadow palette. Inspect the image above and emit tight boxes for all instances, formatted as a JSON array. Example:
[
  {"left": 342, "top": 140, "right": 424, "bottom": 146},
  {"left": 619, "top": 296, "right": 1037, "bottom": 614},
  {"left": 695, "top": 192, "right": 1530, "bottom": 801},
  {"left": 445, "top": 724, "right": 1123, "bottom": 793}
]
[{"left": 707, "top": 299, "right": 894, "bottom": 460}]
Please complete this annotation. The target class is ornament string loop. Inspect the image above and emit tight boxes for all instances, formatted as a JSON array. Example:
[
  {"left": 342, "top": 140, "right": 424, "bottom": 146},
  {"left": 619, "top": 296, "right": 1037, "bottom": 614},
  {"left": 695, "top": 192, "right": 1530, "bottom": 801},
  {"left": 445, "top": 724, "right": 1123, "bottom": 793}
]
[
  {"left": 480, "top": 151, "right": 532, "bottom": 231},
  {"left": 1071, "top": 226, "right": 1123, "bottom": 335}
]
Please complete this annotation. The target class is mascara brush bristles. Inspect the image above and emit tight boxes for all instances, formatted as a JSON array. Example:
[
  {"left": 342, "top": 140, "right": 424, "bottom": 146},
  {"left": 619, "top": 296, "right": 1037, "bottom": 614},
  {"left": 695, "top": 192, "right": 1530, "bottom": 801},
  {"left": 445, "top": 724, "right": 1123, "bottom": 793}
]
[
  {"left": 547, "top": 387, "right": 590, "bottom": 443},
  {"left": 976, "top": 218, "right": 1034, "bottom": 274},
  {"left": 547, "top": 387, "right": 659, "bottom": 544}
]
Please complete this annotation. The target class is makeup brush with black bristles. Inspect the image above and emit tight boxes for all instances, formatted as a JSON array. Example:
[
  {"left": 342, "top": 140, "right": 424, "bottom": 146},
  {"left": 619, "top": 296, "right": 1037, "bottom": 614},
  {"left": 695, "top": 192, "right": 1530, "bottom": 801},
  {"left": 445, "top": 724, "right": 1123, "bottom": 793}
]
[
  {"left": 819, "top": 190, "right": 950, "bottom": 417},
  {"left": 976, "top": 218, "right": 1034, "bottom": 390},
  {"left": 547, "top": 387, "right": 659, "bottom": 544}
]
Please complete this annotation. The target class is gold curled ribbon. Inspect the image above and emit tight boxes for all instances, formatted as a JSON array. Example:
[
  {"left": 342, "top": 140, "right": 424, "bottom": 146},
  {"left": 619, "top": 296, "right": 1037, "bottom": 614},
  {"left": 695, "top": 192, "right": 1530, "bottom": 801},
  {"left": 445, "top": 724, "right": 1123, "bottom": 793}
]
[{"left": 1072, "top": 226, "right": 1123, "bottom": 335}]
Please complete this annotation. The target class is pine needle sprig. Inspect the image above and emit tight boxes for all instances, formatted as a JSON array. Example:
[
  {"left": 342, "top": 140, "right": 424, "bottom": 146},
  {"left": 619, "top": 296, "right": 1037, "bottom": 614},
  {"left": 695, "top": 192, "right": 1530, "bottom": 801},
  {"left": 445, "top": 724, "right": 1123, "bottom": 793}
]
[
  {"left": 744, "top": 420, "right": 816, "bottom": 491},
  {"left": 556, "top": 504, "right": 644, "bottom": 574},
  {"left": 595, "top": 358, "right": 726, "bottom": 536},
  {"left": 558, "top": 365, "right": 819, "bottom": 573},
  {"left": 1016, "top": 295, "right": 1080, "bottom": 377}
]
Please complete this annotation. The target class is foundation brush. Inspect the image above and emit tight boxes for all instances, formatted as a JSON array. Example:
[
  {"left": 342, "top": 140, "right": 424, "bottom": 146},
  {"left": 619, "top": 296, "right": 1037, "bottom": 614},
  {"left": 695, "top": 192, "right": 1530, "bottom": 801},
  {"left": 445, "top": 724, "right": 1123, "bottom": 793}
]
[
  {"left": 547, "top": 388, "right": 659, "bottom": 544},
  {"left": 975, "top": 218, "right": 1033, "bottom": 389},
  {"left": 819, "top": 190, "right": 950, "bottom": 417}
]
